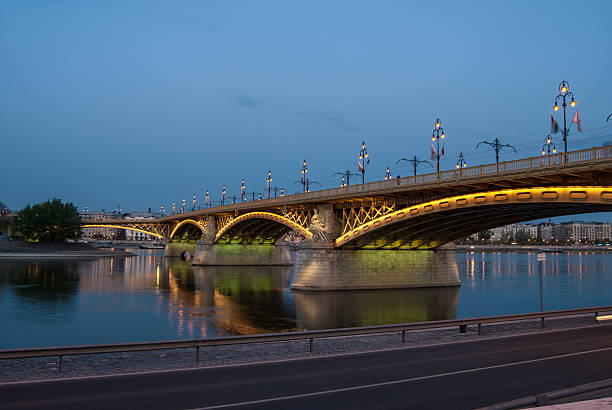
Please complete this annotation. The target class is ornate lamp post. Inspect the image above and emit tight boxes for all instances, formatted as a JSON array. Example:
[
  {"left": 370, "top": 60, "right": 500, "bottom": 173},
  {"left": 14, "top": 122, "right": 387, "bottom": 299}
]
[
  {"left": 266, "top": 170, "right": 272, "bottom": 198},
  {"left": 541, "top": 135, "right": 557, "bottom": 155},
  {"left": 456, "top": 152, "right": 467, "bottom": 168},
  {"left": 172, "top": 202, "right": 176, "bottom": 214},
  {"left": 301, "top": 160, "right": 309, "bottom": 192},
  {"left": 358, "top": 141, "right": 370, "bottom": 184},
  {"left": 205, "top": 191, "right": 209, "bottom": 208},
  {"left": 181, "top": 199, "right": 185, "bottom": 213},
  {"left": 221, "top": 185, "right": 226, "bottom": 206},
  {"left": 384, "top": 167, "right": 392, "bottom": 180},
  {"left": 192, "top": 194, "right": 196, "bottom": 211},
  {"left": 431, "top": 118, "right": 446, "bottom": 174},
  {"left": 396, "top": 156, "right": 433, "bottom": 176},
  {"left": 553, "top": 80, "right": 577, "bottom": 152},
  {"left": 241, "top": 179, "right": 246, "bottom": 202}
]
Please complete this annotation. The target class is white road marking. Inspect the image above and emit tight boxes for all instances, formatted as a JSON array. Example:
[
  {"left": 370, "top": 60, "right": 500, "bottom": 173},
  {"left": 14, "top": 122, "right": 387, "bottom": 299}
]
[{"left": 190, "top": 346, "right": 612, "bottom": 409}]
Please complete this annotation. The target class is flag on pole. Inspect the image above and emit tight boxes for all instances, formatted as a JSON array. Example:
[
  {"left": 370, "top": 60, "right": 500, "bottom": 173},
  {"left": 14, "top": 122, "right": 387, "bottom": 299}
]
[
  {"left": 430, "top": 144, "right": 436, "bottom": 160},
  {"left": 572, "top": 109, "right": 583, "bottom": 132},
  {"left": 551, "top": 115, "right": 559, "bottom": 133},
  {"left": 358, "top": 159, "right": 364, "bottom": 172}
]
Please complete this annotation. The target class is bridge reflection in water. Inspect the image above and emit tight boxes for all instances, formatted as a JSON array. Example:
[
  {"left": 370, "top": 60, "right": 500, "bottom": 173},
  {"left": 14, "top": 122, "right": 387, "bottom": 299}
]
[
  {"left": 0, "top": 253, "right": 460, "bottom": 348},
  {"left": 293, "top": 287, "right": 458, "bottom": 329}
]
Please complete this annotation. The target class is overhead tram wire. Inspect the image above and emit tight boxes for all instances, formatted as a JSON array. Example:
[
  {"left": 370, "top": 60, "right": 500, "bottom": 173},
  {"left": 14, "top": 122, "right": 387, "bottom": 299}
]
[{"left": 182, "top": 124, "right": 612, "bottom": 202}]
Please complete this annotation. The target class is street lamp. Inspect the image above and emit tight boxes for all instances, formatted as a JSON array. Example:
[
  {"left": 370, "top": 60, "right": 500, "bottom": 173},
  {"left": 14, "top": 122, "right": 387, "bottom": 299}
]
[
  {"left": 358, "top": 141, "right": 370, "bottom": 183},
  {"left": 241, "top": 179, "right": 246, "bottom": 202},
  {"left": 476, "top": 138, "right": 517, "bottom": 164},
  {"left": 396, "top": 156, "right": 433, "bottom": 176},
  {"left": 541, "top": 135, "right": 557, "bottom": 155},
  {"left": 192, "top": 194, "right": 196, "bottom": 211},
  {"left": 384, "top": 167, "right": 392, "bottom": 180},
  {"left": 172, "top": 202, "right": 176, "bottom": 214},
  {"left": 431, "top": 118, "right": 446, "bottom": 174},
  {"left": 301, "top": 159, "right": 309, "bottom": 192},
  {"left": 553, "top": 80, "right": 577, "bottom": 152},
  {"left": 181, "top": 199, "right": 185, "bottom": 213},
  {"left": 222, "top": 185, "right": 226, "bottom": 205},
  {"left": 205, "top": 191, "right": 209, "bottom": 208},
  {"left": 456, "top": 152, "right": 467, "bottom": 168},
  {"left": 266, "top": 170, "right": 272, "bottom": 198}
]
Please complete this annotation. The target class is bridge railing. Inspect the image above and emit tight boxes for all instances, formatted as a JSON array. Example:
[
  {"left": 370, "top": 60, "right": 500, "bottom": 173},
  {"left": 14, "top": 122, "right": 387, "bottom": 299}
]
[
  {"left": 127, "top": 145, "right": 612, "bottom": 220},
  {"left": 292, "top": 145, "right": 611, "bottom": 202}
]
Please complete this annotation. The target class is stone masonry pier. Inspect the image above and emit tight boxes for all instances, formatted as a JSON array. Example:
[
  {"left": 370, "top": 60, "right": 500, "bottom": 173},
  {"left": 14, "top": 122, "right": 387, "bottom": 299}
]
[{"left": 291, "top": 243, "right": 460, "bottom": 291}]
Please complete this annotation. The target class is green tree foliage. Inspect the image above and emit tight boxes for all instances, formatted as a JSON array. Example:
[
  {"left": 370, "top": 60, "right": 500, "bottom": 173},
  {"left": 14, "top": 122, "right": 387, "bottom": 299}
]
[
  {"left": 0, "top": 201, "right": 10, "bottom": 234},
  {"left": 11, "top": 199, "right": 81, "bottom": 242}
]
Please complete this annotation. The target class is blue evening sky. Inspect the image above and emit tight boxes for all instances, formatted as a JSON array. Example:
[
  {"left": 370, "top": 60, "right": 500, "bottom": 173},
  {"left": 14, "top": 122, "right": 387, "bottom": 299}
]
[{"left": 1, "top": 1, "right": 611, "bottom": 221}]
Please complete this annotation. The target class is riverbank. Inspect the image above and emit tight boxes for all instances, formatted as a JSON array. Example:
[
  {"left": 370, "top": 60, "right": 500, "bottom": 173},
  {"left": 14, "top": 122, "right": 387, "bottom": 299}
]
[
  {"left": 0, "top": 315, "right": 607, "bottom": 383},
  {"left": 456, "top": 244, "right": 612, "bottom": 252},
  {"left": 0, "top": 241, "right": 134, "bottom": 257}
]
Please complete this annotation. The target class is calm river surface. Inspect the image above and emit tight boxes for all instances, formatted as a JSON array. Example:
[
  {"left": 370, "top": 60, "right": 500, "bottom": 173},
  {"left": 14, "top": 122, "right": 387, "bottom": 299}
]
[{"left": 0, "top": 250, "right": 610, "bottom": 349}]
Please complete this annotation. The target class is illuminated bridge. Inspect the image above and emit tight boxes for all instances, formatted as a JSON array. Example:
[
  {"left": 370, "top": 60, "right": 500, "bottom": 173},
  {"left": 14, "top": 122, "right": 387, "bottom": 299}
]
[{"left": 84, "top": 146, "right": 612, "bottom": 290}]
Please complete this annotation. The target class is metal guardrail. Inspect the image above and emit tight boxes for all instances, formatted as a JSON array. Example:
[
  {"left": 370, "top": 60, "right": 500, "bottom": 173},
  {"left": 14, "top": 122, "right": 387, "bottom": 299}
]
[{"left": 1, "top": 306, "right": 611, "bottom": 373}]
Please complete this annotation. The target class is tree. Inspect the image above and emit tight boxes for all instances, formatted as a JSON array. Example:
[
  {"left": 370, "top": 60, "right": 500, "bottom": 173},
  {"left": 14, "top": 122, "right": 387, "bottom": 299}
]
[
  {"left": 11, "top": 199, "right": 82, "bottom": 242},
  {"left": 0, "top": 201, "right": 10, "bottom": 234}
]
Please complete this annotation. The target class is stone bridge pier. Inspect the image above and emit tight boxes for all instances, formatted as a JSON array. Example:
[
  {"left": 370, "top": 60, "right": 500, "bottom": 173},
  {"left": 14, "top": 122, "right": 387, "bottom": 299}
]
[{"left": 291, "top": 205, "right": 460, "bottom": 291}]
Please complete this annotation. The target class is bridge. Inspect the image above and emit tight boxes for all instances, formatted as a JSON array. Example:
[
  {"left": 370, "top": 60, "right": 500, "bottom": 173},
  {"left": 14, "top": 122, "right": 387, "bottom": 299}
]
[{"left": 84, "top": 145, "right": 612, "bottom": 290}]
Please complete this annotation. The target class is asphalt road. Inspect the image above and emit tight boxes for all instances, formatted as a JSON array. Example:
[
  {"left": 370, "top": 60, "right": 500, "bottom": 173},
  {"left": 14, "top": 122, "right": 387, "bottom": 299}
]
[{"left": 2, "top": 324, "right": 612, "bottom": 410}]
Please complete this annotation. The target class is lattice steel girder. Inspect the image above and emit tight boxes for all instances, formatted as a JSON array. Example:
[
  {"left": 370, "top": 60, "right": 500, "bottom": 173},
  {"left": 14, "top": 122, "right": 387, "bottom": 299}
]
[
  {"left": 341, "top": 203, "right": 396, "bottom": 234},
  {"left": 81, "top": 223, "right": 170, "bottom": 239},
  {"left": 214, "top": 211, "right": 313, "bottom": 244},
  {"left": 336, "top": 186, "right": 612, "bottom": 249}
]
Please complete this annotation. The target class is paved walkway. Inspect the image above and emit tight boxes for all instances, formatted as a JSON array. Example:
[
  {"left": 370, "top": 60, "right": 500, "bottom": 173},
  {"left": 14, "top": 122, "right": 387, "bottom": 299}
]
[
  {"left": 0, "top": 314, "right": 605, "bottom": 384},
  {"left": 537, "top": 398, "right": 612, "bottom": 409}
]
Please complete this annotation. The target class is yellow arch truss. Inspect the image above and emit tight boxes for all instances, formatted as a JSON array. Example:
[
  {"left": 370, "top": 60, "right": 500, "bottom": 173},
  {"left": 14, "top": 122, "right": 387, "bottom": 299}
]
[
  {"left": 215, "top": 211, "right": 313, "bottom": 243},
  {"left": 169, "top": 219, "right": 206, "bottom": 240},
  {"left": 336, "top": 186, "right": 612, "bottom": 248},
  {"left": 82, "top": 224, "right": 164, "bottom": 239}
]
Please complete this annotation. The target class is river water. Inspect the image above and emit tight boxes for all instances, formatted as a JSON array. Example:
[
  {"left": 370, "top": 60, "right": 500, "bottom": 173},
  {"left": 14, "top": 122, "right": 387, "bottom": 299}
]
[{"left": 0, "top": 250, "right": 610, "bottom": 349}]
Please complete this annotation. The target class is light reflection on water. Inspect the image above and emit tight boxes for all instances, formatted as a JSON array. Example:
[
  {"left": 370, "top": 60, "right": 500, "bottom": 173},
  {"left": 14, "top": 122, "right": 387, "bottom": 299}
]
[
  {"left": 0, "top": 249, "right": 609, "bottom": 349},
  {"left": 456, "top": 251, "right": 610, "bottom": 318}
]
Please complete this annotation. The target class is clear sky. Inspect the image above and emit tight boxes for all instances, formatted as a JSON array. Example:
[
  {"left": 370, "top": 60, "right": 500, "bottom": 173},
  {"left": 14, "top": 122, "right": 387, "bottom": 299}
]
[{"left": 1, "top": 1, "right": 611, "bottom": 221}]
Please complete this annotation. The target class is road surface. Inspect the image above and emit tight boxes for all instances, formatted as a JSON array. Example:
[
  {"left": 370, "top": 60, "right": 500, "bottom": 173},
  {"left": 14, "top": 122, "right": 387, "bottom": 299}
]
[{"left": 1, "top": 324, "right": 611, "bottom": 409}]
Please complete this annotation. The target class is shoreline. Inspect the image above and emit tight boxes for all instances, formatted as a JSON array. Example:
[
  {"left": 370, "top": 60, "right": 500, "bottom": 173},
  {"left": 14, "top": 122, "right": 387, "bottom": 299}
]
[
  {"left": 0, "top": 315, "right": 606, "bottom": 383},
  {"left": 0, "top": 241, "right": 134, "bottom": 258},
  {"left": 455, "top": 244, "right": 612, "bottom": 252}
]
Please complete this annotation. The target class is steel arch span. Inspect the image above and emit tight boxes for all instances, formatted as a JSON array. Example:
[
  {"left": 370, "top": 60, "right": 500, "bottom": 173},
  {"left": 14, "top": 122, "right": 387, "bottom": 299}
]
[
  {"left": 169, "top": 219, "right": 206, "bottom": 242},
  {"left": 215, "top": 212, "right": 313, "bottom": 244},
  {"left": 82, "top": 225, "right": 165, "bottom": 239},
  {"left": 336, "top": 186, "right": 612, "bottom": 249}
]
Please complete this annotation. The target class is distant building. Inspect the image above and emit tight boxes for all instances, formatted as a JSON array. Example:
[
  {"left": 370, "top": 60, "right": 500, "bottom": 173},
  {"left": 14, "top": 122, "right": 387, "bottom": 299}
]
[{"left": 475, "top": 220, "right": 611, "bottom": 244}]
